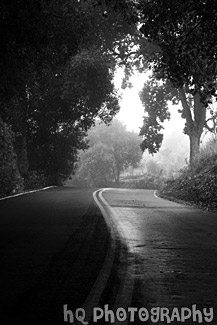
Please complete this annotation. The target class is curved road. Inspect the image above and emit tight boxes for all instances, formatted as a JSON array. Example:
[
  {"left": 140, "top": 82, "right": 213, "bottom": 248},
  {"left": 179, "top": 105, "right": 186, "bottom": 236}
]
[
  {"left": 100, "top": 188, "right": 217, "bottom": 324},
  {"left": 0, "top": 186, "right": 216, "bottom": 324}
]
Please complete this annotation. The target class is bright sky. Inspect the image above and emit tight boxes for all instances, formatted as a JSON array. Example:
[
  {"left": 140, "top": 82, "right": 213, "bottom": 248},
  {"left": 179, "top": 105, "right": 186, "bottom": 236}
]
[
  {"left": 114, "top": 68, "right": 146, "bottom": 132},
  {"left": 114, "top": 68, "right": 188, "bottom": 136},
  {"left": 114, "top": 67, "right": 190, "bottom": 158}
]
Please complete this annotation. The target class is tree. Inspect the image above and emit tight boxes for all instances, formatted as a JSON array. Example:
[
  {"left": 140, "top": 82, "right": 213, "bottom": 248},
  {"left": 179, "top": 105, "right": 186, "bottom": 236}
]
[
  {"left": 76, "top": 119, "right": 143, "bottom": 186},
  {"left": 0, "top": 0, "right": 136, "bottom": 184},
  {"left": 133, "top": 0, "right": 217, "bottom": 163},
  {"left": 76, "top": 143, "right": 114, "bottom": 187},
  {"left": 23, "top": 48, "right": 120, "bottom": 183}
]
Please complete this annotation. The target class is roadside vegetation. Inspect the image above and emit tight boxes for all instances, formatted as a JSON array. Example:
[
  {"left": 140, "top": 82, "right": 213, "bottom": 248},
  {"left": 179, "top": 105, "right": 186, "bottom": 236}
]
[
  {"left": 116, "top": 128, "right": 188, "bottom": 190},
  {"left": 159, "top": 136, "right": 217, "bottom": 211},
  {"left": 113, "top": 133, "right": 217, "bottom": 212}
]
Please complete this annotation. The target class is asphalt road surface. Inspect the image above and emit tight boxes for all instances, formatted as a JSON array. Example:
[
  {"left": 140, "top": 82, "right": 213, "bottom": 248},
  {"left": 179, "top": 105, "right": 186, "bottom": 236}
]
[
  {"left": 0, "top": 186, "right": 217, "bottom": 325},
  {"left": 0, "top": 187, "right": 109, "bottom": 325},
  {"left": 100, "top": 188, "right": 217, "bottom": 325}
]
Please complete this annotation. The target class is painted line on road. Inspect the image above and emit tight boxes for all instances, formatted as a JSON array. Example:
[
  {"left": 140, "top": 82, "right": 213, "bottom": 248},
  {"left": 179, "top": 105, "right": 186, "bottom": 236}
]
[
  {"left": 82, "top": 189, "right": 117, "bottom": 324},
  {"left": 100, "top": 188, "right": 135, "bottom": 325},
  {"left": 0, "top": 186, "right": 57, "bottom": 201},
  {"left": 154, "top": 190, "right": 160, "bottom": 199}
]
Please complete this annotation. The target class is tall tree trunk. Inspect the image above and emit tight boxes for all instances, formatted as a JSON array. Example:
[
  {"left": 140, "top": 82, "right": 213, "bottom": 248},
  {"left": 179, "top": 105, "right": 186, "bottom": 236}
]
[
  {"left": 189, "top": 128, "right": 201, "bottom": 165},
  {"left": 115, "top": 168, "right": 120, "bottom": 185},
  {"left": 112, "top": 164, "right": 120, "bottom": 184},
  {"left": 179, "top": 88, "right": 206, "bottom": 164}
]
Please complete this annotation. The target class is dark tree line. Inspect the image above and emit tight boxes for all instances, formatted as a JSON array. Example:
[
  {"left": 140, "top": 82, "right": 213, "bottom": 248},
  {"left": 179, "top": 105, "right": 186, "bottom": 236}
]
[{"left": 0, "top": 0, "right": 136, "bottom": 192}]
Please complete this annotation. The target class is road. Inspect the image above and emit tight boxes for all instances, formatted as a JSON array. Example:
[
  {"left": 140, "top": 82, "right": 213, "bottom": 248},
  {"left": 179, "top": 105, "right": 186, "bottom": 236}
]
[
  {"left": 0, "top": 187, "right": 217, "bottom": 324},
  {"left": 99, "top": 188, "right": 217, "bottom": 324},
  {"left": 0, "top": 187, "right": 109, "bottom": 325}
]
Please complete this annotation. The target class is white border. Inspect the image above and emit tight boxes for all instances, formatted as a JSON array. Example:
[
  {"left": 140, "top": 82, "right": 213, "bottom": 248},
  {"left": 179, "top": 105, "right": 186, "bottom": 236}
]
[{"left": 0, "top": 186, "right": 56, "bottom": 201}]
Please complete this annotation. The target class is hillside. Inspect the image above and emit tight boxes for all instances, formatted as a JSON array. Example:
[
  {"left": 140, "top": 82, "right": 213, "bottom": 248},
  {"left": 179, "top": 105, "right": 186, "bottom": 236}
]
[{"left": 159, "top": 137, "right": 217, "bottom": 212}]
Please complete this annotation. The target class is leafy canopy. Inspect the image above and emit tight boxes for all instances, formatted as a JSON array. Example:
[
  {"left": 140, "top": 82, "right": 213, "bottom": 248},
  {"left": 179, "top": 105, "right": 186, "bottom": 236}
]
[
  {"left": 130, "top": 0, "right": 217, "bottom": 161},
  {"left": 138, "top": 0, "right": 217, "bottom": 98},
  {"left": 1, "top": 0, "right": 138, "bottom": 183}
]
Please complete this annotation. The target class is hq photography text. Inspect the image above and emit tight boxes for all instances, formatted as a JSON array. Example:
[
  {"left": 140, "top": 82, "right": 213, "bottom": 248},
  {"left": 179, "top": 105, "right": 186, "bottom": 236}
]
[{"left": 63, "top": 304, "right": 214, "bottom": 324}]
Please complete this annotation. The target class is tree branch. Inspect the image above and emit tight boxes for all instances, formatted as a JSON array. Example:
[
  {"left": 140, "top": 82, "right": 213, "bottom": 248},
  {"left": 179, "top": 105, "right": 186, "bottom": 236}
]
[
  {"left": 204, "top": 117, "right": 217, "bottom": 132},
  {"left": 183, "top": 20, "right": 202, "bottom": 41}
]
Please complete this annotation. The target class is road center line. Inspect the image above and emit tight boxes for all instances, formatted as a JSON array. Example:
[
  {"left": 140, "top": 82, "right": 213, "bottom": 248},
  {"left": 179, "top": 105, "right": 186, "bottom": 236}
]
[
  {"left": 100, "top": 188, "right": 136, "bottom": 325},
  {"left": 82, "top": 189, "right": 117, "bottom": 323}
]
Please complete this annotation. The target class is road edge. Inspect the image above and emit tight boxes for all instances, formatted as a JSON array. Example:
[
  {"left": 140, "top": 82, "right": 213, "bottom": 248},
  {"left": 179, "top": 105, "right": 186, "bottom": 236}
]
[{"left": 0, "top": 186, "right": 57, "bottom": 201}]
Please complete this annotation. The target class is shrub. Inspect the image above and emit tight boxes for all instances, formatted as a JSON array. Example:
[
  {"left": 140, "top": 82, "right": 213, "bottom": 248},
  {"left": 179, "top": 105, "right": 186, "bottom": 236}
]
[
  {"left": 0, "top": 117, "right": 24, "bottom": 197},
  {"left": 160, "top": 137, "right": 217, "bottom": 210},
  {"left": 24, "top": 170, "right": 48, "bottom": 190},
  {"left": 119, "top": 174, "right": 164, "bottom": 189}
]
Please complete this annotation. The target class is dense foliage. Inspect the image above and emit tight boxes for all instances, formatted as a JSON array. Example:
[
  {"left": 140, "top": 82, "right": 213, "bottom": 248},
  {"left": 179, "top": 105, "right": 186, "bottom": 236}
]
[
  {"left": 0, "top": 117, "right": 23, "bottom": 196},
  {"left": 0, "top": 0, "right": 137, "bottom": 193},
  {"left": 160, "top": 137, "right": 217, "bottom": 210},
  {"left": 139, "top": 79, "right": 176, "bottom": 153},
  {"left": 136, "top": 0, "right": 217, "bottom": 163}
]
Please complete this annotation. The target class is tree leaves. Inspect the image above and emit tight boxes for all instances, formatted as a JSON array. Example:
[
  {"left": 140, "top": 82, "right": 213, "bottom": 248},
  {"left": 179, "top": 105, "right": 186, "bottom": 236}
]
[
  {"left": 138, "top": 0, "right": 217, "bottom": 99},
  {"left": 139, "top": 77, "right": 172, "bottom": 154},
  {"left": 131, "top": 0, "right": 217, "bottom": 162},
  {"left": 1, "top": 0, "right": 131, "bottom": 183}
]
